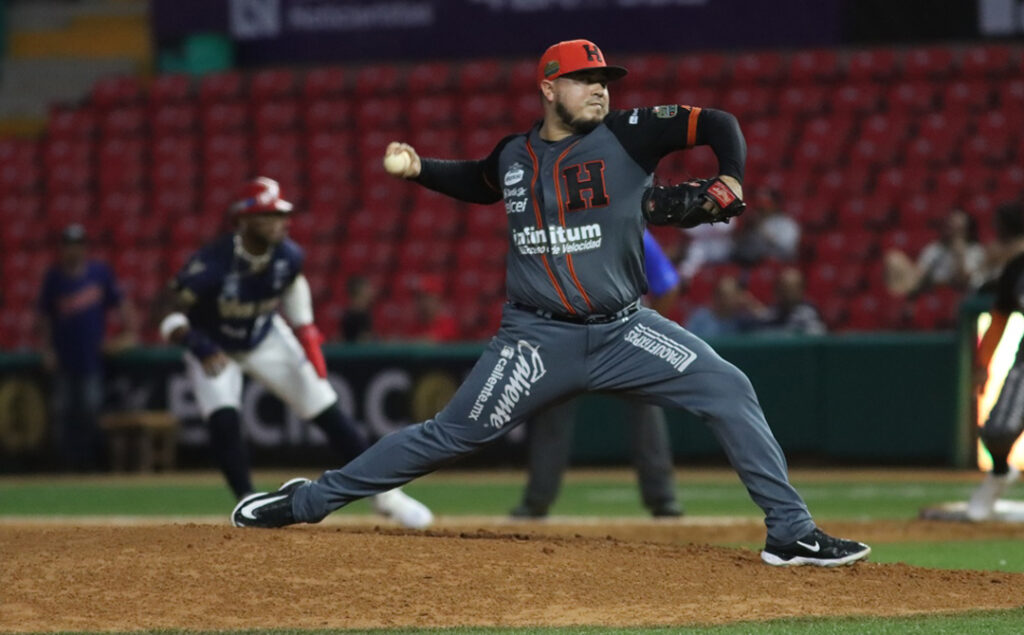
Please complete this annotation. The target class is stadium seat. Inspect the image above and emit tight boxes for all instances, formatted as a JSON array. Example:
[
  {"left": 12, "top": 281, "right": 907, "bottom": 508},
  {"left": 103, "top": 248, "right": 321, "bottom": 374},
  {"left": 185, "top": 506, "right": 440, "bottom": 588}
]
[
  {"left": 148, "top": 74, "right": 192, "bottom": 105},
  {"left": 836, "top": 194, "right": 894, "bottom": 231},
  {"left": 408, "top": 95, "right": 458, "bottom": 129},
  {"left": 731, "top": 51, "right": 786, "bottom": 85},
  {"left": 44, "top": 159, "right": 90, "bottom": 193},
  {"left": 198, "top": 71, "right": 244, "bottom": 103},
  {"left": 941, "top": 80, "right": 993, "bottom": 114},
  {"left": 902, "top": 46, "right": 956, "bottom": 81},
  {"left": 844, "top": 48, "right": 899, "bottom": 83},
  {"left": 101, "top": 106, "right": 146, "bottom": 137},
  {"left": 409, "top": 127, "right": 460, "bottom": 160},
  {"left": 778, "top": 84, "right": 828, "bottom": 116},
  {"left": 674, "top": 53, "right": 729, "bottom": 86},
  {"left": 617, "top": 53, "right": 670, "bottom": 88},
  {"left": 254, "top": 131, "right": 301, "bottom": 162},
  {"left": 353, "top": 63, "right": 404, "bottom": 96},
  {"left": 719, "top": 86, "right": 777, "bottom": 120},
  {"left": 788, "top": 49, "right": 842, "bottom": 83},
  {"left": 832, "top": 82, "right": 883, "bottom": 115},
  {"left": 302, "top": 67, "right": 349, "bottom": 100},
  {"left": 406, "top": 61, "right": 455, "bottom": 94},
  {"left": 252, "top": 99, "right": 300, "bottom": 132},
  {"left": 617, "top": 88, "right": 663, "bottom": 110},
  {"left": 48, "top": 107, "right": 97, "bottom": 140},
  {"left": 665, "top": 86, "right": 720, "bottom": 110},
  {"left": 505, "top": 59, "right": 537, "bottom": 94},
  {"left": 91, "top": 75, "right": 144, "bottom": 109},
  {"left": 885, "top": 81, "right": 937, "bottom": 114},
  {"left": 459, "top": 93, "right": 507, "bottom": 130},
  {"left": 151, "top": 103, "right": 197, "bottom": 136},
  {"left": 302, "top": 97, "right": 352, "bottom": 131},
  {"left": 455, "top": 59, "right": 506, "bottom": 94},
  {"left": 356, "top": 96, "right": 406, "bottom": 130},
  {"left": 200, "top": 101, "right": 248, "bottom": 132},
  {"left": 250, "top": 68, "right": 296, "bottom": 102},
  {"left": 960, "top": 44, "right": 1017, "bottom": 79}
]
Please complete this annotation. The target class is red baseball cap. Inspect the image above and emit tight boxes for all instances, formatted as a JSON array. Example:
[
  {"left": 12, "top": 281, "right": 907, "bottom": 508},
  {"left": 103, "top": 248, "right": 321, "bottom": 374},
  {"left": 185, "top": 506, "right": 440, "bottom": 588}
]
[
  {"left": 536, "top": 39, "right": 628, "bottom": 87},
  {"left": 229, "top": 176, "right": 293, "bottom": 214}
]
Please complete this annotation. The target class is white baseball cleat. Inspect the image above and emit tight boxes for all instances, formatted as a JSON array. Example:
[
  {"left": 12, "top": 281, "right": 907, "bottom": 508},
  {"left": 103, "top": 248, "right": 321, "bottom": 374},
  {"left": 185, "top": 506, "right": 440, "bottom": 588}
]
[
  {"left": 966, "top": 467, "right": 1020, "bottom": 521},
  {"left": 373, "top": 488, "right": 434, "bottom": 529}
]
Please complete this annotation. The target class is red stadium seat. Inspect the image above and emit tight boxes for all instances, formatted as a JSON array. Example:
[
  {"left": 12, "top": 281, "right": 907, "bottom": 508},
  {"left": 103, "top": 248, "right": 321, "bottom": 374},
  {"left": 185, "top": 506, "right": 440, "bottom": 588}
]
[
  {"left": 903, "top": 135, "right": 956, "bottom": 169},
  {"left": 302, "top": 97, "right": 352, "bottom": 131},
  {"left": 148, "top": 74, "right": 192, "bottom": 105},
  {"left": 409, "top": 127, "right": 460, "bottom": 159},
  {"left": 832, "top": 82, "right": 883, "bottom": 115},
  {"left": 665, "top": 86, "right": 720, "bottom": 110},
  {"left": 879, "top": 228, "right": 933, "bottom": 257},
  {"left": 616, "top": 88, "right": 663, "bottom": 110},
  {"left": 101, "top": 106, "right": 146, "bottom": 136},
  {"left": 406, "top": 61, "right": 455, "bottom": 94},
  {"left": 896, "top": 192, "right": 945, "bottom": 231},
  {"left": 902, "top": 46, "right": 956, "bottom": 81},
  {"left": 455, "top": 59, "right": 506, "bottom": 94},
  {"left": 459, "top": 93, "right": 507, "bottom": 130},
  {"left": 198, "top": 71, "right": 244, "bottom": 103},
  {"left": 885, "top": 81, "right": 938, "bottom": 114},
  {"left": 302, "top": 67, "right": 349, "bottom": 100},
  {"left": 151, "top": 134, "right": 197, "bottom": 164},
  {"left": 674, "top": 53, "right": 729, "bottom": 86},
  {"left": 98, "top": 189, "right": 146, "bottom": 219},
  {"left": 91, "top": 75, "right": 143, "bottom": 109},
  {"left": 617, "top": 53, "right": 670, "bottom": 88},
  {"left": 203, "top": 133, "right": 249, "bottom": 162},
  {"left": 151, "top": 187, "right": 197, "bottom": 217},
  {"left": 151, "top": 103, "right": 197, "bottom": 136},
  {"left": 397, "top": 239, "right": 452, "bottom": 272},
  {"left": 250, "top": 68, "right": 296, "bottom": 102},
  {"left": 844, "top": 49, "right": 899, "bottom": 83},
  {"left": 960, "top": 44, "right": 1018, "bottom": 79},
  {"left": 788, "top": 49, "right": 842, "bottom": 83},
  {"left": 719, "top": 85, "right": 777, "bottom": 120},
  {"left": 48, "top": 107, "right": 97, "bottom": 140},
  {"left": 941, "top": 80, "right": 993, "bottom": 114},
  {"left": 778, "top": 84, "right": 828, "bottom": 116},
  {"left": 731, "top": 51, "right": 786, "bottom": 85},
  {"left": 836, "top": 194, "right": 894, "bottom": 231},
  {"left": 254, "top": 131, "right": 301, "bottom": 162},
  {"left": 505, "top": 59, "right": 537, "bottom": 94},
  {"left": 355, "top": 96, "right": 405, "bottom": 130},
  {"left": 353, "top": 63, "right": 404, "bottom": 96},
  {"left": 252, "top": 99, "right": 300, "bottom": 132},
  {"left": 200, "top": 101, "right": 247, "bottom": 132},
  {"left": 44, "top": 159, "right": 89, "bottom": 193},
  {"left": 408, "top": 95, "right": 457, "bottom": 129}
]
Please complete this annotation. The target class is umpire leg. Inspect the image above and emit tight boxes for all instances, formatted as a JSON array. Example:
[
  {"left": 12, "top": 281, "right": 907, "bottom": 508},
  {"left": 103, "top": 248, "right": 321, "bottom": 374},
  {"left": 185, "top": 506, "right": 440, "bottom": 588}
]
[
  {"left": 513, "top": 398, "right": 578, "bottom": 516},
  {"left": 625, "top": 400, "right": 682, "bottom": 516}
]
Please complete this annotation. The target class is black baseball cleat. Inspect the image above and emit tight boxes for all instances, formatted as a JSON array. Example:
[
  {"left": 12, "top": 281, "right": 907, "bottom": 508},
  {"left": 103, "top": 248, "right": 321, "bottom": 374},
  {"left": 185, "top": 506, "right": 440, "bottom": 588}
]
[
  {"left": 231, "top": 477, "right": 310, "bottom": 528},
  {"left": 650, "top": 501, "right": 684, "bottom": 518},
  {"left": 761, "top": 528, "right": 871, "bottom": 567},
  {"left": 509, "top": 503, "right": 548, "bottom": 519}
]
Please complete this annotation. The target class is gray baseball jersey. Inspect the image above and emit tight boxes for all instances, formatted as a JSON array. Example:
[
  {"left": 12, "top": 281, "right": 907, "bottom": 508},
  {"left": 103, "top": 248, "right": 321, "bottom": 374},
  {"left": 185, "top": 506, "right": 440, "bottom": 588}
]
[{"left": 290, "top": 106, "right": 817, "bottom": 545}]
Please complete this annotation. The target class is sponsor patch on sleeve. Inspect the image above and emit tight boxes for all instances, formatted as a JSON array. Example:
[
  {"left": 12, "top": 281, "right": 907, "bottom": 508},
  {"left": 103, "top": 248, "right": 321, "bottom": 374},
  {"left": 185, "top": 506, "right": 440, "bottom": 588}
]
[{"left": 653, "top": 105, "right": 679, "bottom": 119}]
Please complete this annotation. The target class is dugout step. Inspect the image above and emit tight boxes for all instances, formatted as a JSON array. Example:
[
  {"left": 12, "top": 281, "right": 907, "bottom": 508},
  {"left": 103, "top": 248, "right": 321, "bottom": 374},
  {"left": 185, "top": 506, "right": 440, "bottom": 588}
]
[{"left": 99, "top": 410, "right": 178, "bottom": 473}]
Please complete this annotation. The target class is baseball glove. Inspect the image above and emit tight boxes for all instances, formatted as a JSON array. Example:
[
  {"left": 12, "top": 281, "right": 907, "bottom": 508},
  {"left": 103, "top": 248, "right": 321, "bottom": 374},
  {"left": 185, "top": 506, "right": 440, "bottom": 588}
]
[{"left": 641, "top": 177, "right": 746, "bottom": 228}]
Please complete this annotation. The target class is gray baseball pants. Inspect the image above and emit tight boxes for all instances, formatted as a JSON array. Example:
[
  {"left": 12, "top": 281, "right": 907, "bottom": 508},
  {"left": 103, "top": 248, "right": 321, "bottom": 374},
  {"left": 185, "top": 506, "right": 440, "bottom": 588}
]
[{"left": 293, "top": 304, "right": 815, "bottom": 544}]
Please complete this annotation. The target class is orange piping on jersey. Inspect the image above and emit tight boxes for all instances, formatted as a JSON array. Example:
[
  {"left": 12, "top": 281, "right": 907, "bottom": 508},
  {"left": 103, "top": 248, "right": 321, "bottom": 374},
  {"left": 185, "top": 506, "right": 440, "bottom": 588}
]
[
  {"left": 685, "top": 106, "right": 702, "bottom": 148},
  {"left": 525, "top": 138, "right": 576, "bottom": 314},
  {"left": 553, "top": 140, "right": 593, "bottom": 311}
]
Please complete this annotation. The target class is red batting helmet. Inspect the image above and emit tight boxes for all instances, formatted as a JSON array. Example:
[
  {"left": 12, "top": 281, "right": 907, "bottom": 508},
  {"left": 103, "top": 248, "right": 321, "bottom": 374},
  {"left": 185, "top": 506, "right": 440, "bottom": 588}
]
[{"left": 229, "top": 176, "right": 294, "bottom": 214}]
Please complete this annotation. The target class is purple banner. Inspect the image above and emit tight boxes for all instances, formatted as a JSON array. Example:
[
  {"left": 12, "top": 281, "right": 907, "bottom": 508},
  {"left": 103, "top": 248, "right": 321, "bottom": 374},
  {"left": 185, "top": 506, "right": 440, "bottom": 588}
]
[{"left": 151, "top": 0, "right": 843, "bottom": 66}]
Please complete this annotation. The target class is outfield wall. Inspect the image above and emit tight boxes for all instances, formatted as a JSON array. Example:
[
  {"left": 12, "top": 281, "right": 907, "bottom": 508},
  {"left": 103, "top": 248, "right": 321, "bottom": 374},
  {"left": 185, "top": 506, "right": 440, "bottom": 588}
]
[{"left": 0, "top": 333, "right": 968, "bottom": 472}]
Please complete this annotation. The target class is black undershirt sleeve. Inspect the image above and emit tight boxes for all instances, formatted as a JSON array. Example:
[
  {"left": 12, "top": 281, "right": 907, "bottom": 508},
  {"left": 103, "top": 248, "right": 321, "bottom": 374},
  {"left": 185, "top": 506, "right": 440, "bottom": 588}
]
[
  {"left": 694, "top": 108, "right": 746, "bottom": 182},
  {"left": 412, "top": 134, "right": 517, "bottom": 205}
]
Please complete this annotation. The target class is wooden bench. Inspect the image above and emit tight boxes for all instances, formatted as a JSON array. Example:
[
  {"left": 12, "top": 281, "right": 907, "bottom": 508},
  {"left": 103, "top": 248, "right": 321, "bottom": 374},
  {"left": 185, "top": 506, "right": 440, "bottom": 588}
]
[{"left": 99, "top": 411, "right": 179, "bottom": 472}]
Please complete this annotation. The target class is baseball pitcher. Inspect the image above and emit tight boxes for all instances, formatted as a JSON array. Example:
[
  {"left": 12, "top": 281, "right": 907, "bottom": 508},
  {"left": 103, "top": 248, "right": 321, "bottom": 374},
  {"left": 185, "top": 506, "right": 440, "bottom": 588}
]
[{"left": 233, "top": 41, "right": 870, "bottom": 567}]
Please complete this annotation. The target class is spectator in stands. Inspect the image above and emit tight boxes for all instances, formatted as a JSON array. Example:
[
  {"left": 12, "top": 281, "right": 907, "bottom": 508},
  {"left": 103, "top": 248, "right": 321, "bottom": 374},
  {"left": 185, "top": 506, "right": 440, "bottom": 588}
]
[
  {"left": 884, "top": 209, "right": 987, "bottom": 297},
  {"left": 408, "top": 274, "right": 459, "bottom": 342},
  {"left": 684, "top": 275, "right": 759, "bottom": 338},
  {"left": 340, "top": 275, "right": 377, "bottom": 342},
  {"left": 36, "top": 224, "right": 139, "bottom": 471},
  {"left": 732, "top": 188, "right": 801, "bottom": 266},
  {"left": 979, "top": 202, "right": 1024, "bottom": 291},
  {"left": 678, "top": 221, "right": 735, "bottom": 281},
  {"left": 750, "top": 267, "right": 826, "bottom": 336}
]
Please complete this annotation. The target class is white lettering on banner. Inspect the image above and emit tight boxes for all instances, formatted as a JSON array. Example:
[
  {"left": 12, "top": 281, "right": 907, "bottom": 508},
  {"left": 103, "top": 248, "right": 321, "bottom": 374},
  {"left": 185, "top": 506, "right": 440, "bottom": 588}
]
[
  {"left": 229, "top": 0, "right": 282, "bottom": 39},
  {"left": 624, "top": 324, "right": 697, "bottom": 373},
  {"left": 288, "top": 2, "right": 434, "bottom": 31},
  {"left": 511, "top": 223, "right": 602, "bottom": 255},
  {"left": 488, "top": 341, "right": 546, "bottom": 429}
]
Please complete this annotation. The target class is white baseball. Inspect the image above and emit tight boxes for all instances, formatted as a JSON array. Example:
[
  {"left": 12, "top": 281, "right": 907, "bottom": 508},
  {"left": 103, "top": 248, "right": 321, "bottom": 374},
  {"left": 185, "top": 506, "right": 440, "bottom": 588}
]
[{"left": 384, "top": 152, "right": 411, "bottom": 176}]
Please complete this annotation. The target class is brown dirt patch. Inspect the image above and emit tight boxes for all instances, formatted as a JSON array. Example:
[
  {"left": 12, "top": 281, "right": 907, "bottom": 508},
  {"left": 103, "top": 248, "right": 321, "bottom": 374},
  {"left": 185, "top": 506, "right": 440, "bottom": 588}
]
[{"left": 2, "top": 521, "right": 1024, "bottom": 632}]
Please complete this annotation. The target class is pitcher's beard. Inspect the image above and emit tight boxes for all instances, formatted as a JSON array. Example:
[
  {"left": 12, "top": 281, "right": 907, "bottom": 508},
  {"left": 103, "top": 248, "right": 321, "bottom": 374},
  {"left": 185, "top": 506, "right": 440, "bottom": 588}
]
[{"left": 555, "top": 101, "right": 602, "bottom": 135}]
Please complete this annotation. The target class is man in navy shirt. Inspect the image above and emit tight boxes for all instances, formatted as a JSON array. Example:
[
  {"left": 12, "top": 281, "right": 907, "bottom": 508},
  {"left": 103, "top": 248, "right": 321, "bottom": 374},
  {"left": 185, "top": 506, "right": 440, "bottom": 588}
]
[
  {"left": 37, "top": 224, "right": 138, "bottom": 471},
  {"left": 160, "top": 177, "right": 432, "bottom": 528}
]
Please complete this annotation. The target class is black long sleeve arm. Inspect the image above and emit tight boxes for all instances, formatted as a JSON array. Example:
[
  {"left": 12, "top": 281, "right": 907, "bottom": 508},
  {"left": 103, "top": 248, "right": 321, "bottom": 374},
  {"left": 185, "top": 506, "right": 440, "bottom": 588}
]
[
  {"left": 413, "top": 158, "right": 503, "bottom": 205},
  {"left": 695, "top": 108, "right": 746, "bottom": 183}
]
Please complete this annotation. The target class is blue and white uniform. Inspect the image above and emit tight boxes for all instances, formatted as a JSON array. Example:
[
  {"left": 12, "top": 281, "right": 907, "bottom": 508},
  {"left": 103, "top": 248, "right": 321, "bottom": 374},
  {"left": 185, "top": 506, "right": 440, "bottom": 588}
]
[{"left": 171, "top": 233, "right": 336, "bottom": 420}]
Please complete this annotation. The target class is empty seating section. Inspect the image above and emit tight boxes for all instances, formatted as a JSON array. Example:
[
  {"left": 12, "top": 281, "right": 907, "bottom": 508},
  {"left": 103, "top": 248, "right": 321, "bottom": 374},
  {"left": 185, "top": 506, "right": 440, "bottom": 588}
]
[{"left": 1, "top": 43, "right": 1022, "bottom": 348}]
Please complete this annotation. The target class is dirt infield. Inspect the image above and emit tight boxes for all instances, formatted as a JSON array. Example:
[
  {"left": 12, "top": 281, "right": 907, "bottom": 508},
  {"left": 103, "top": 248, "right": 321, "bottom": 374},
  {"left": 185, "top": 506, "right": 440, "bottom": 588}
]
[{"left": 3, "top": 519, "right": 1024, "bottom": 632}]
